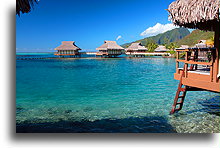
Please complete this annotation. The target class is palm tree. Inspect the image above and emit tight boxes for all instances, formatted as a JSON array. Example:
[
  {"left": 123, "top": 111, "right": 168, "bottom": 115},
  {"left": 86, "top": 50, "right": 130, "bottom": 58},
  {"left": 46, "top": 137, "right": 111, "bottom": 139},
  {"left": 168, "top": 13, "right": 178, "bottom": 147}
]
[
  {"left": 146, "top": 42, "right": 158, "bottom": 52},
  {"left": 166, "top": 42, "right": 179, "bottom": 51},
  {"left": 16, "top": 0, "right": 38, "bottom": 16}
]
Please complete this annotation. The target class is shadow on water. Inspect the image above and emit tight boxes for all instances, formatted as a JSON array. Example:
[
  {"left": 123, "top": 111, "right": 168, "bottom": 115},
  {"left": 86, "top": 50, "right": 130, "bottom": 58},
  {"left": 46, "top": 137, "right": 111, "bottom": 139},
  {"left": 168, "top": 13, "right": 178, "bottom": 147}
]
[
  {"left": 199, "top": 96, "right": 220, "bottom": 116},
  {"left": 16, "top": 116, "right": 176, "bottom": 133}
]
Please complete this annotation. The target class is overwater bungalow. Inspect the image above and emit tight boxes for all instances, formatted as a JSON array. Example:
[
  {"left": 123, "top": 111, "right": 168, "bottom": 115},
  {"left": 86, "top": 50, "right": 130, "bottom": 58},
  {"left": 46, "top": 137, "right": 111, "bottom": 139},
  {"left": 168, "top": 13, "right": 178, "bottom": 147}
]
[
  {"left": 177, "top": 45, "right": 189, "bottom": 49},
  {"left": 54, "top": 41, "right": 81, "bottom": 57},
  {"left": 154, "top": 45, "right": 170, "bottom": 52},
  {"left": 96, "top": 41, "right": 124, "bottom": 57},
  {"left": 125, "top": 42, "right": 148, "bottom": 57},
  {"left": 167, "top": 0, "right": 220, "bottom": 114}
]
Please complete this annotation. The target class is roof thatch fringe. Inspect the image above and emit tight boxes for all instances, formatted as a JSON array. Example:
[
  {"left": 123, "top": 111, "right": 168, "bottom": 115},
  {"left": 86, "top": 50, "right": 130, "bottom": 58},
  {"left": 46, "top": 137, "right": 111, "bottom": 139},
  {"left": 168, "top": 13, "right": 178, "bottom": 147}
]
[
  {"left": 55, "top": 41, "right": 81, "bottom": 51},
  {"left": 154, "top": 46, "right": 169, "bottom": 52},
  {"left": 126, "top": 42, "right": 148, "bottom": 51},
  {"left": 167, "top": 0, "right": 219, "bottom": 31},
  {"left": 16, "top": 0, "right": 38, "bottom": 16},
  {"left": 96, "top": 41, "right": 124, "bottom": 50}
]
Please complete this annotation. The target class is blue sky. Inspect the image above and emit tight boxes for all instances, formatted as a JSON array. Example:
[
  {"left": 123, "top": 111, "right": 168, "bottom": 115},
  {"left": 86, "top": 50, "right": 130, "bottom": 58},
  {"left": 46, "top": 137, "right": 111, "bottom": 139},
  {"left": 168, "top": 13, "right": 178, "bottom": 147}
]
[{"left": 16, "top": 0, "right": 176, "bottom": 52}]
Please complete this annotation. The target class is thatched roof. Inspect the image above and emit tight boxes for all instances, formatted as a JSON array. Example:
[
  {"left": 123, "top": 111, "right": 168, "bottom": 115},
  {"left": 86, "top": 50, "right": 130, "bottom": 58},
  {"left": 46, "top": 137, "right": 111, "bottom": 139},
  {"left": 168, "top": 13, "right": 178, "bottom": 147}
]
[
  {"left": 176, "top": 45, "right": 189, "bottom": 49},
  {"left": 126, "top": 42, "right": 148, "bottom": 51},
  {"left": 167, "top": 0, "right": 219, "bottom": 31},
  {"left": 16, "top": 0, "right": 38, "bottom": 16},
  {"left": 55, "top": 41, "right": 81, "bottom": 50},
  {"left": 154, "top": 46, "right": 170, "bottom": 52},
  {"left": 96, "top": 41, "right": 124, "bottom": 50}
]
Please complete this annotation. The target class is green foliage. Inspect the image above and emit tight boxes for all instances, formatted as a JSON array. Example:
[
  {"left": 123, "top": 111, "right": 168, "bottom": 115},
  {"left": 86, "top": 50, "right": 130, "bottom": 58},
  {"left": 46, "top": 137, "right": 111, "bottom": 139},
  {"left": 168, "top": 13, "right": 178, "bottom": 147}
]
[
  {"left": 146, "top": 42, "right": 158, "bottom": 52},
  {"left": 165, "top": 42, "right": 179, "bottom": 50},
  {"left": 146, "top": 27, "right": 190, "bottom": 45},
  {"left": 176, "top": 30, "right": 214, "bottom": 47},
  {"left": 167, "top": 50, "right": 176, "bottom": 55},
  {"left": 163, "top": 37, "right": 170, "bottom": 45},
  {"left": 179, "top": 52, "right": 186, "bottom": 59},
  {"left": 121, "top": 28, "right": 190, "bottom": 48},
  {"left": 124, "top": 44, "right": 130, "bottom": 48}
]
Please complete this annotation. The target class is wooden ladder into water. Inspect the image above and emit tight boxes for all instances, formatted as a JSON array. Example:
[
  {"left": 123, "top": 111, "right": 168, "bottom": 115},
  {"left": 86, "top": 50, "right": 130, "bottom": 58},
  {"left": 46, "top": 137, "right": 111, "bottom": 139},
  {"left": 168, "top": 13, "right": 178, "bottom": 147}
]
[{"left": 170, "top": 70, "right": 188, "bottom": 114}]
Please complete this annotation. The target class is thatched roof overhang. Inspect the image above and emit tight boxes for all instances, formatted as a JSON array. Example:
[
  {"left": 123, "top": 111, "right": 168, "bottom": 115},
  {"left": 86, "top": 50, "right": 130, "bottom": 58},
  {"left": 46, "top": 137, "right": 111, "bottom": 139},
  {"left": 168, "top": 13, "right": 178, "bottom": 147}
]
[
  {"left": 16, "top": 0, "right": 38, "bottom": 16},
  {"left": 96, "top": 41, "right": 124, "bottom": 50},
  {"left": 167, "top": 0, "right": 219, "bottom": 31},
  {"left": 126, "top": 42, "right": 148, "bottom": 51},
  {"left": 55, "top": 41, "right": 81, "bottom": 51},
  {"left": 155, "top": 46, "right": 170, "bottom": 52}
]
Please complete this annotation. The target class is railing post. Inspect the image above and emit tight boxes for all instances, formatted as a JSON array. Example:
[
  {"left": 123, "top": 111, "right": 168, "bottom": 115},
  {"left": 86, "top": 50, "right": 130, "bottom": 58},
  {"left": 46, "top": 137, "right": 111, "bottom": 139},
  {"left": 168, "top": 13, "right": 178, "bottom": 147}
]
[
  {"left": 176, "top": 61, "right": 179, "bottom": 73},
  {"left": 210, "top": 65, "right": 213, "bottom": 82},
  {"left": 184, "top": 51, "right": 189, "bottom": 77},
  {"left": 176, "top": 51, "right": 179, "bottom": 73},
  {"left": 209, "top": 49, "right": 214, "bottom": 82}
]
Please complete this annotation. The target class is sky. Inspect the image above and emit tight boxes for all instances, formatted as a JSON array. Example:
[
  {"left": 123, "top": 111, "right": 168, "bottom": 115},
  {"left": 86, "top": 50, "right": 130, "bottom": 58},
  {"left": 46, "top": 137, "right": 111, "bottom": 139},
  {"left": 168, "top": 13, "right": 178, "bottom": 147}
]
[{"left": 16, "top": 0, "right": 176, "bottom": 52}]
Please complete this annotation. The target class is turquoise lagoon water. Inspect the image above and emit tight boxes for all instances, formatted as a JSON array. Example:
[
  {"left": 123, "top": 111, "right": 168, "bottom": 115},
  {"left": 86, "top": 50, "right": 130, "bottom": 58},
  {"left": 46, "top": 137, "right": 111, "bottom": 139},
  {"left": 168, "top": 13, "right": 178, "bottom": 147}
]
[{"left": 16, "top": 53, "right": 220, "bottom": 133}]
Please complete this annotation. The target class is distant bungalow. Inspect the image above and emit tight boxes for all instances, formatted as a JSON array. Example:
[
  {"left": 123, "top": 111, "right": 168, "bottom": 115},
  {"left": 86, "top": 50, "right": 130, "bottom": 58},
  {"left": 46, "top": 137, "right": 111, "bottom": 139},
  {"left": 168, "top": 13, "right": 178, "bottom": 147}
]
[
  {"left": 54, "top": 41, "right": 81, "bottom": 57},
  {"left": 154, "top": 45, "right": 170, "bottom": 52},
  {"left": 126, "top": 42, "right": 148, "bottom": 54},
  {"left": 195, "top": 40, "right": 207, "bottom": 48},
  {"left": 96, "top": 41, "right": 124, "bottom": 57},
  {"left": 176, "top": 45, "right": 189, "bottom": 50}
]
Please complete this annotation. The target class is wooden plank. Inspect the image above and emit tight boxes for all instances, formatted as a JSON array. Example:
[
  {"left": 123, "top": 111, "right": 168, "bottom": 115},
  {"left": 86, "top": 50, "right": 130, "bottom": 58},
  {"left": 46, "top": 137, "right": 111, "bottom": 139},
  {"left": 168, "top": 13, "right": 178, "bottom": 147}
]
[
  {"left": 185, "top": 61, "right": 213, "bottom": 65},
  {"left": 176, "top": 72, "right": 210, "bottom": 81},
  {"left": 181, "top": 78, "right": 220, "bottom": 93},
  {"left": 176, "top": 59, "right": 213, "bottom": 65}
]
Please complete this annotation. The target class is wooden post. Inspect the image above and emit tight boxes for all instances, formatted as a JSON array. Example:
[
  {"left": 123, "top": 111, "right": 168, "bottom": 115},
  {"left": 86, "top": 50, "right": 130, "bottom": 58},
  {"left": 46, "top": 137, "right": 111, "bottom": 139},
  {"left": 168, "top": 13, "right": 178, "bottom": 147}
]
[
  {"left": 213, "top": 21, "right": 220, "bottom": 83},
  {"left": 184, "top": 51, "right": 189, "bottom": 77},
  {"left": 176, "top": 51, "right": 179, "bottom": 73}
]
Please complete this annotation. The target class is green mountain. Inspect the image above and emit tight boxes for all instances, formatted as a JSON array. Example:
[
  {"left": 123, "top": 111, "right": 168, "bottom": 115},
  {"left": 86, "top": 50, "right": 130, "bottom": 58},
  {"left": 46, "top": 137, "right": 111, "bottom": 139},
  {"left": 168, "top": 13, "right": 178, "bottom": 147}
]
[
  {"left": 176, "top": 30, "right": 214, "bottom": 47},
  {"left": 122, "top": 27, "right": 190, "bottom": 48}
]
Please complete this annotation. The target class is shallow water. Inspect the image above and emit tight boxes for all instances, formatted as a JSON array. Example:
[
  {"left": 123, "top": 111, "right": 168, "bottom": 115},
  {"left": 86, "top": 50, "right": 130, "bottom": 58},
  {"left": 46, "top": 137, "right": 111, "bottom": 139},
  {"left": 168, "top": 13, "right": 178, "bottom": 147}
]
[{"left": 16, "top": 53, "right": 220, "bottom": 133}]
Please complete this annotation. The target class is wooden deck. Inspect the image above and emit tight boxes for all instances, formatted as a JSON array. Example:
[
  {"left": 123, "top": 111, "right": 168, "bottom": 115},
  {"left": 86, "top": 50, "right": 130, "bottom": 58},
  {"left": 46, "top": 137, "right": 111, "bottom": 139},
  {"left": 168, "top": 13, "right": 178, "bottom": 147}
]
[
  {"left": 174, "top": 70, "right": 219, "bottom": 92},
  {"left": 170, "top": 47, "right": 219, "bottom": 114},
  {"left": 174, "top": 48, "right": 219, "bottom": 93}
]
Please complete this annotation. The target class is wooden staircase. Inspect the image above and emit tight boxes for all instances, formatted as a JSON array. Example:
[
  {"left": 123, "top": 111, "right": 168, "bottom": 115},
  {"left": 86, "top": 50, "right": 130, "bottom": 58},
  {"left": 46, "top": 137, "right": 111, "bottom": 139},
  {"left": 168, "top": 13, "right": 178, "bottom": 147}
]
[{"left": 170, "top": 70, "right": 188, "bottom": 114}]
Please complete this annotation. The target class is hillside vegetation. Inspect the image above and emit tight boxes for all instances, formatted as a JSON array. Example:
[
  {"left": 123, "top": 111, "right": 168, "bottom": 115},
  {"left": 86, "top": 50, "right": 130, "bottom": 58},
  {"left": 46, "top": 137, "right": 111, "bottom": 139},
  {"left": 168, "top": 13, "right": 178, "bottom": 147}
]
[
  {"left": 176, "top": 30, "right": 214, "bottom": 47},
  {"left": 122, "top": 28, "right": 190, "bottom": 48},
  {"left": 121, "top": 28, "right": 214, "bottom": 53}
]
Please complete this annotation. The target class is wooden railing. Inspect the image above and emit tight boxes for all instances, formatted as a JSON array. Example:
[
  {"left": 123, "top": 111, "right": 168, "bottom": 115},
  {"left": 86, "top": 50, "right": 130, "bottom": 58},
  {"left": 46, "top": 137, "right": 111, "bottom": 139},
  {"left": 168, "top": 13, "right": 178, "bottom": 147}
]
[{"left": 175, "top": 48, "right": 216, "bottom": 82}]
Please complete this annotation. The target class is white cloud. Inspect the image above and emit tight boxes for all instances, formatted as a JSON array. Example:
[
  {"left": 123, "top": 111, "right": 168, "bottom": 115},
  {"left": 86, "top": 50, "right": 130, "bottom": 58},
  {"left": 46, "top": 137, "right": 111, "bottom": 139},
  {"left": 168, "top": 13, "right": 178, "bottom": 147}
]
[
  {"left": 140, "top": 23, "right": 178, "bottom": 37},
  {"left": 116, "top": 35, "right": 122, "bottom": 41}
]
